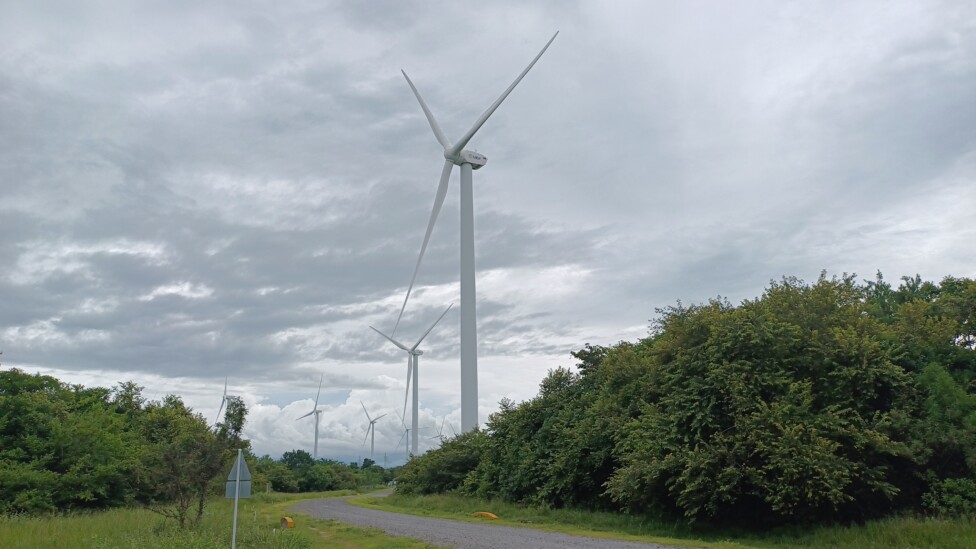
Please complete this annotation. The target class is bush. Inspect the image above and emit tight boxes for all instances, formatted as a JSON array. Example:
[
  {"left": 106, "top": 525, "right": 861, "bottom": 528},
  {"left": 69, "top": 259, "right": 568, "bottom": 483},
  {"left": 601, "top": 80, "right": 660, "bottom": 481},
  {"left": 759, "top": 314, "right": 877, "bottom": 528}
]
[
  {"left": 396, "top": 430, "right": 486, "bottom": 495},
  {"left": 923, "top": 478, "right": 976, "bottom": 517}
]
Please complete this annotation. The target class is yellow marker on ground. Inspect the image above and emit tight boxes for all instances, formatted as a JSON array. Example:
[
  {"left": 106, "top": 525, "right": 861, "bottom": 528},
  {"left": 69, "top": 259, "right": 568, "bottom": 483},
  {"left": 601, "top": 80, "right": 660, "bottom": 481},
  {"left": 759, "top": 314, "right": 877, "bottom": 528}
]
[
  {"left": 280, "top": 516, "right": 295, "bottom": 528},
  {"left": 473, "top": 511, "right": 499, "bottom": 520}
]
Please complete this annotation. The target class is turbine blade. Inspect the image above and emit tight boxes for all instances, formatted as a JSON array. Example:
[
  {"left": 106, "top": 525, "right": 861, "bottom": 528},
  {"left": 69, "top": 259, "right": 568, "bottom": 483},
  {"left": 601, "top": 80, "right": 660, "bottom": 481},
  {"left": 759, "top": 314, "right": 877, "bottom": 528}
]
[
  {"left": 314, "top": 373, "right": 323, "bottom": 407},
  {"left": 214, "top": 400, "right": 226, "bottom": 426},
  {"left": 449, "top": 31, "right": 558, "bottom": 157},
  {"left": 369, "top": 326, "right": 409, "bottom": 351},
  {"left": 402, "top": 355, "right": 412, "bottom": 422},
  {"left": 360, "top": 400, "right": 372, "bottom": 422},
  {"left": 362, "top": 424, "right": 371, "bottom": 447},
  {"left": 296, "top": 410, "right": 315, "bottom": 420},
  {"left": 402, "top": 70, "right": 452, "bottom": 150},
  {"left": 411, "top": 303, "right": 454, "bottom": 351},
  {"left": 214, "top": 376, "right": 228, "bottom": 425},
  {"left": 374, "top": 413, "right": 388, "bottom": 421},
  {"left": 393, "top": 159, "right": 453, "bottom": 335},
  {"left": 395, "top": 429, "right": 407, "bottom": 450}
]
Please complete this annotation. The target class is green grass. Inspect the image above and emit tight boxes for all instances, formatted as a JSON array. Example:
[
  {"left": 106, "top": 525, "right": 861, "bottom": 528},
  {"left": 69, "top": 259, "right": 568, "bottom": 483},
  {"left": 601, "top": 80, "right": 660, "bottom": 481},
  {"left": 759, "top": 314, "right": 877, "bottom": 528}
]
[
  {"left": 745, "top": 516, "right": 976, "bottom": 549},
  {"left": 361, "top": 493, "right": 976, "bottom": 549},
  {"left": 8, "top": 490, "right": 972, "bottom": 549},
  {"left": 0, "top": 490, "right": 442, "bottom": 549}
]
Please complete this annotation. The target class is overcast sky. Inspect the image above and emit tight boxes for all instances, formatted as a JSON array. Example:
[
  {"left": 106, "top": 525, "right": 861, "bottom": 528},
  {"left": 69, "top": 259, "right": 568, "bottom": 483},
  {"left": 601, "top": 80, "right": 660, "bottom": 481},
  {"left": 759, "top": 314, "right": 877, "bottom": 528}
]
[{"left": 2, "top": 1, "right": 974, "bottom": 464}]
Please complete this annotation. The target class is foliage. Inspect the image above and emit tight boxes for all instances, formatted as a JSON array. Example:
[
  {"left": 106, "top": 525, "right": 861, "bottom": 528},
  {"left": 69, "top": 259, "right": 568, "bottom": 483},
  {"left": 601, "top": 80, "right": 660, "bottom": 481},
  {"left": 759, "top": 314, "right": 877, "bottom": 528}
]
[
  {"left": 607, "top": 275, "right": 916, "bottom": 522},
  {"left": 0, "top": 372, "right": 147, "bottom": 514},
  {"left": 395, "top": 429, "right": 487, "bottom": 495},
  {"left": 923, "top": 477, "right": 976, "bottom": 517},
  {"left": 141, "top": 394, "right": 246, "bottom": 528},
  {"left": 252, "top": 450, "right": 393, "bottom": 494},
  {"left": 0, "top": 370, "right": 250, "bottom": 530},
  {"left": 397, "top": 273, "right": 976, "bottom": 526}
]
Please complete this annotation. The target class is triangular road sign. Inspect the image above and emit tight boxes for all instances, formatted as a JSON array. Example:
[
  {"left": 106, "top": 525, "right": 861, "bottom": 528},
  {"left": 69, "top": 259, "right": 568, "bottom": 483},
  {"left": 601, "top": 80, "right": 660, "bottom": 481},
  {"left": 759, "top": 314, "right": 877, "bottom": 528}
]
[{"left": 225, "top": 452, "right": 252, "bottom": 498}]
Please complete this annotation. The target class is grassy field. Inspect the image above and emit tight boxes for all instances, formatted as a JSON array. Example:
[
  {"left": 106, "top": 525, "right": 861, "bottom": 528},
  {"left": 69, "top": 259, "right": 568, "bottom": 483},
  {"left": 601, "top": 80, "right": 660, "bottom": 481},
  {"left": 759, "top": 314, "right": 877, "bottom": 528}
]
[
  {"left": 0, "top": 490, "right": 443, "bottom": 549},
  {"left": 361, "top": 493, "right": 976, "bottom": 549},
  {"left": 6, "top": 489, "right": 974, "bottom": 548}
]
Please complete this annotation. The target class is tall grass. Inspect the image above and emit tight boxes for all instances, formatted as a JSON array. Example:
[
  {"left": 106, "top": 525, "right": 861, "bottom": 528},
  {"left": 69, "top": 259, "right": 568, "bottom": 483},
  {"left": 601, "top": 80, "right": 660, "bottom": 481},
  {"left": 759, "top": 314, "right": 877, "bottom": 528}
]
[
  {"left": 747, "top": 515, "right": 976, "bottom": 549},
  {"left": 0, "top": 496, "right": 309, "bottom": 549}
]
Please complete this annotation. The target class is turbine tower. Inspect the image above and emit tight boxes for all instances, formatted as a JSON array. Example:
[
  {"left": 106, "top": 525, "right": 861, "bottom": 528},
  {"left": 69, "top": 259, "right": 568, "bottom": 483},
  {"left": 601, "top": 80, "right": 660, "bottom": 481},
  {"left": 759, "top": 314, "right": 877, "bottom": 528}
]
[
  {"left": 371, "top": 304, "right": 452, "bottom": 455},
  {"left": 296, "top": 374, "right": 325, "bottom": 459},
  {"left": 360, "top": 401, "right": 387, "bottom": 460},
  {"left": 394, "top": 32, "right": 558, "bottom": 432}
]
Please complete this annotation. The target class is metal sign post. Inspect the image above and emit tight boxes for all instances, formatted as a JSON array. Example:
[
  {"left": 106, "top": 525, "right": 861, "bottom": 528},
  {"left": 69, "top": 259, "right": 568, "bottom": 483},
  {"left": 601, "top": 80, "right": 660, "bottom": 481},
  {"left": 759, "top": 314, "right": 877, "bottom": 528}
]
[{"left": 225, "top": 449, "right": 252, "bottom": 549}]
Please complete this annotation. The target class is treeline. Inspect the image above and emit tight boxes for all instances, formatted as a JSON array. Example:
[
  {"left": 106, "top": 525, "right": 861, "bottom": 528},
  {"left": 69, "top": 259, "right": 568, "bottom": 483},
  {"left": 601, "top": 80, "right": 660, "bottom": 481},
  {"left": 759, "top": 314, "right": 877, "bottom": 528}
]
[
  {"left": 0, "top": 371, "right": 248, "bottom": 527},
  {"left": 398, "top": 273, "right": 976, "bottom": 525},
  {"left": 0, "top": 368, "right": 399, "bottom": 524},
  {"left": 254, "top": 451, "right": 394, "bottom": 493}
]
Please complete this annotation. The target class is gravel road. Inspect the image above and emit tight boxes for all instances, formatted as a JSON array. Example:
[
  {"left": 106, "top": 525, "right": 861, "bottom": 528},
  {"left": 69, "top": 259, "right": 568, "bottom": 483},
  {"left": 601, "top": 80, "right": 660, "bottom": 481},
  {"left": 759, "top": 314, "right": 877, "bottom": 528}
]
[{"left": 291, "top": 495, "right": 688, "bottom": 549}]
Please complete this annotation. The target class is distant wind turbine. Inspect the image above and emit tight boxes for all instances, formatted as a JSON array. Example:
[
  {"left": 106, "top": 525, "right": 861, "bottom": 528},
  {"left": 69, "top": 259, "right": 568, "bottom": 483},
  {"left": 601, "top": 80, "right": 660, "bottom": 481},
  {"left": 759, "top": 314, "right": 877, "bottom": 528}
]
[
  {"left": 296, "top": 374, "right": 325, "bottom": 459},
  {"left": 395, "top": 32, "right": 559, "bottom": 432},
  {"left": 394, "top": 410, "right": 425, "bottom": 460},
  {"left": 371, "top": 304, "right": 452, "bottom": 456},
  {"left": 360, "top": 401, "right": 387, "bottom": 460},
  {"left": 213, "top": 376, "right": 229, "bottom": 427},
  {"left": 428, "top": 417, "right": 448, "bottom": 445}
]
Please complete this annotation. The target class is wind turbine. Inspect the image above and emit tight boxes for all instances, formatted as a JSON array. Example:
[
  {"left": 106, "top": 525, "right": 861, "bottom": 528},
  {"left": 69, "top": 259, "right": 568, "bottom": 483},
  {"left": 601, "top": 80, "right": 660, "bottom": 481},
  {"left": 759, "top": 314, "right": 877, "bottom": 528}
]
[
  {"left": 394, "top": 426, "right": 411, "bottom": 460},
  {"left": 427, "top": 417, "right": 448, "bottom": 446},
  {"left": 371, "top": 304, "right": 453, "bottom": 456},
  {"left": 394, "top": 410, "right": 421, "bottom": 461},
  {"left": 296, "top": 374, "right": 325, "bottom": 459},
  {"left": 394, "top": 32, "right": 559, "bottom": 433},
  {"left": 213, "top": 376, "right": 229, "bottom": 427},
  {"left": 360, "top": 401, "right": 387, "bottom": 460}
]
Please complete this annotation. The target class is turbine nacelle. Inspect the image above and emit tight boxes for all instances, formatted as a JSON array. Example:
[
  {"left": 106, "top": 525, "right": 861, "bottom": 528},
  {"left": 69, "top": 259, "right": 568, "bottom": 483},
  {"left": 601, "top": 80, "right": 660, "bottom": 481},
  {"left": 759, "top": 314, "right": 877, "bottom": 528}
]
[{"left": 446, "top": 149, "right": 487, "bottom": 169}]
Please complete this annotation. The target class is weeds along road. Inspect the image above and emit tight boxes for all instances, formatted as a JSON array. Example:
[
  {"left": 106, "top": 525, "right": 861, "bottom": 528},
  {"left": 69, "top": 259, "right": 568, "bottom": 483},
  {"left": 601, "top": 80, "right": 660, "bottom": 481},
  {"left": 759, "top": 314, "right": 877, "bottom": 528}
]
[{"left": 291, "top": 495, "right": 688, "bottom": 549}]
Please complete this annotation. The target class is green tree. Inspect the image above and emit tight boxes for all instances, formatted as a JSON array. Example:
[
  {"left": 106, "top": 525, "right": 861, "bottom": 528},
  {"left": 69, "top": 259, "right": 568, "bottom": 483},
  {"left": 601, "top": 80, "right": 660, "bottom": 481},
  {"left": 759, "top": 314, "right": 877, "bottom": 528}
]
[
  {"left": 142, "top": 394, "right": 247, "bottom": 528},
  {"left": 397, "top": 429, "right": 487, "bottom": 495},
  {"left": 607, "top": 275, "right": 914, "bottom": 521}
]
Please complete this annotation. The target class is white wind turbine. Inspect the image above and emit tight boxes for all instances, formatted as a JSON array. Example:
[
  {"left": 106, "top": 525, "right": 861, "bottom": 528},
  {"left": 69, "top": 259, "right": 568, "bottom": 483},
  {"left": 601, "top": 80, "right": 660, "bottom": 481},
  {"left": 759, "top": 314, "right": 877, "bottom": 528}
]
[
  {"left": 213, "top": 376, "right": 229, "bottom": 427},
  {"left": 428, "top": 417, "right": 448, "bottom": 446},
  {"left": 394, "top": 425, "right": 411, "bottom": 460},
  {"left": 360, "top": 401, "right": 387, "bottom": 460},
  {"left": 394, "top": 32, "right": 559, "bottom": 432},
  {"left": 371, "top": 304, "right": 452, "bottom": 456},
  {"left": 394, "top": 410, "right": 423, "bottom": 460},
  {"left": 296, "top": 374, "right": 325, "bottom": 459}
]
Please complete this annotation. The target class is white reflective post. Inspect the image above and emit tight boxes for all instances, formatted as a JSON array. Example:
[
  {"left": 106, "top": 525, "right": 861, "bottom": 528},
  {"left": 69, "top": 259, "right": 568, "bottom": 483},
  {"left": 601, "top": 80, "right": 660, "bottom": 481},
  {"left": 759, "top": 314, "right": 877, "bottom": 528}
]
[{"left": 232, "top": 449, "right": 241, "bottom": 549}]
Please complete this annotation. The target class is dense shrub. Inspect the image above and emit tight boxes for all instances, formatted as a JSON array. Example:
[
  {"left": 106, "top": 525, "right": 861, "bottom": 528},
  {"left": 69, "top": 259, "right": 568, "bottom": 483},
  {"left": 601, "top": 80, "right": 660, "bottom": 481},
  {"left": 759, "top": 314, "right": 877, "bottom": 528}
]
[
  {"left": 253, "top": 450, "right": 393, "bottom": 493},
  {"left": 397, "top": 273, "right": 976, "bottom": 525},
  {"left": 923, "top": 478, "right": 976, "bottom": 517},
  {"left": 0, "top": 371, "right": 248, "bottom": 527},
  {"left": 396, "top": 429, "right": 486, "bottom": 495}
]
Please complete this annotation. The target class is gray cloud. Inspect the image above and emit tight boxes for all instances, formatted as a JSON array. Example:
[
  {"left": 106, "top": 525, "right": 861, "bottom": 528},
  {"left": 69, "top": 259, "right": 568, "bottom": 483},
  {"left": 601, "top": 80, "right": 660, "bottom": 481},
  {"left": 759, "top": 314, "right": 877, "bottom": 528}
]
[{"left": 2, "top": 0, "right": 974, "bottom": 461}]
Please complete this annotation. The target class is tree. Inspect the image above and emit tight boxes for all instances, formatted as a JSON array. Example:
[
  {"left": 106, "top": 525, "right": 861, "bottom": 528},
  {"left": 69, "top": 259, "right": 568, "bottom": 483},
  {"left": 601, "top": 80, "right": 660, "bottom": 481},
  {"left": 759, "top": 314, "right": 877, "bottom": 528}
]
[
  {"left": 397, "top": 430, "right": 487, "bottom": 495},
  {"left": 143, "top": 394, "right": 247, "bottom": 528}
]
